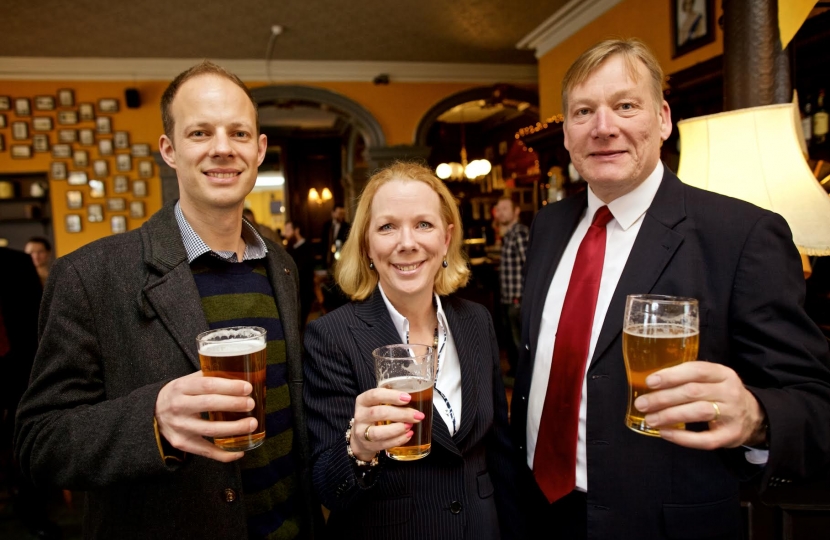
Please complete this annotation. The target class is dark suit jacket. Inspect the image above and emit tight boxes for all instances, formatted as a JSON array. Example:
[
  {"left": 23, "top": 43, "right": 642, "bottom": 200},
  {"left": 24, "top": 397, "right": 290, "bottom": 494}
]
[
  {"left": 15, "top": 202, "right": 322, "bottom": 539},
  {"left": 303, "top": 290, "right": 523, "bottom": 540},
  {"left": 511, "top": 168, "right": 830, "bottom": 540},
  {"left": 320, "top": 219, "right": 351, "bottom": 265},
  {"left": 287, "top": 239, "right": 316, "bottom": 325}
]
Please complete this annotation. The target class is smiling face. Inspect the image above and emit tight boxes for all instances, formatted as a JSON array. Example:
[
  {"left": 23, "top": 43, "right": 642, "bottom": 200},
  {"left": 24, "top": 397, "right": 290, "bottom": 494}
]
[
  {"left": 367, "top": 179, "right": 453, "bottom": 310},
  {"left": 563, "top": 54, "right": 672, "bottom": 203},
  {"left": 159, "top": 74, "right": 267, "bottom": 214}
]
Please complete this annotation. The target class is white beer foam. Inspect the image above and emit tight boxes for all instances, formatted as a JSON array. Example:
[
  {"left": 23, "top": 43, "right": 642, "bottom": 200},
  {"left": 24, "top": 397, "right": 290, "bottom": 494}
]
[
  {"left": 200, "top": 341, "right": 266, "bottom": 357},
  {"left": 624, "top": 323, "right": 699, "bottom": 338}
]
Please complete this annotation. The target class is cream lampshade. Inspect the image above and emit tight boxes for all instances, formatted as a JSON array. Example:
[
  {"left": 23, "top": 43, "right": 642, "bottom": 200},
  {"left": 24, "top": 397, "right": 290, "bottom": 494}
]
[{"left": 677, "top": 102, "right": 830, "bottom": 256}]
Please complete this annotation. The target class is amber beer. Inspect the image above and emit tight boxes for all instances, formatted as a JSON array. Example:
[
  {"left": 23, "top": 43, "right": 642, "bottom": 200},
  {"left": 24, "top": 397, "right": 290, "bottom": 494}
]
[
  {"left": 623, "top": 325, "right": 699, "bottom": 435},
  {"left": 379, "top": 376, "right": 434, "bottom": 460},
  {"left": 197, "top": 327, "right": 267, "bottom": 452}
]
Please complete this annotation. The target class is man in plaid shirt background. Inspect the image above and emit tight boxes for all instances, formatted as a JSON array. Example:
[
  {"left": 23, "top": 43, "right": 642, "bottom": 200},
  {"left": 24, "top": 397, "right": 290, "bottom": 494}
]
[{"left": 495, "top": 197, "right": 529, "bottom": 378}]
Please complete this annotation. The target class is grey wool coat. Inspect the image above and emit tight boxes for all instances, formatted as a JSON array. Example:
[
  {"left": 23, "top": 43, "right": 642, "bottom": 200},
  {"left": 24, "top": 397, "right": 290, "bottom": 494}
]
[{"left": 14, "top": 201, "right": 322, "bottom": 539}]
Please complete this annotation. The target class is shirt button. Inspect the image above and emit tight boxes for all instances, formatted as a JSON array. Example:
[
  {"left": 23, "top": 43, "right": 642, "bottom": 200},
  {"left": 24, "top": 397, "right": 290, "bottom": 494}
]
[
  {"left": 450, "top": 500, "right": 462, "bottom": 514},
  {"left": 224, "top": 488, "right": 237, "bottom": 503},
  {"left": 284, "top": 268, "right": 291, "bottom": 275}
]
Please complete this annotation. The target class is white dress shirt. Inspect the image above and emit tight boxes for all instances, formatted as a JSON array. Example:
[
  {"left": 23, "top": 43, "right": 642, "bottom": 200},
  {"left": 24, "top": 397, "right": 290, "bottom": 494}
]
[
  {"left": 379, "top": 284, "right": 462, "bottom": 435},
  {"left": 527, "top": 162, "right": 664, "bottom": 491}
]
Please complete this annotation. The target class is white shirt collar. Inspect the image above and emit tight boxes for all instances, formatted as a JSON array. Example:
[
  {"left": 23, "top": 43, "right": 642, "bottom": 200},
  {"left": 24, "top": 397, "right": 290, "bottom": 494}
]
[
  {"left": 378, "top": 283, "right": 447, "bottom": 344},
  {"left": 586, "top": 161, "right": 664, "bottom": 231}
]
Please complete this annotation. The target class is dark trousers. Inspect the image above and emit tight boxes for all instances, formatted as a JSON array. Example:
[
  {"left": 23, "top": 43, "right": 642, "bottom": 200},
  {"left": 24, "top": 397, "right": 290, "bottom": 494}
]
[{"left": 523, "top": 467, "right": 587, "bottom": 540}]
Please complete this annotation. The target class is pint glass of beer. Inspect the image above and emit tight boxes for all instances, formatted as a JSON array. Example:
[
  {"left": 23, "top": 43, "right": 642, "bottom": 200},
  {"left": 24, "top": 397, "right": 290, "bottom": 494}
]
[
  {"left": 197, "top": 326, "right": 267, "bottom": 452},
  {"left": 623, "top": 295, "right": 699, "bottom": 436},
  {"left": 373, "top": 344, "right": 435, "bottom": 461}
]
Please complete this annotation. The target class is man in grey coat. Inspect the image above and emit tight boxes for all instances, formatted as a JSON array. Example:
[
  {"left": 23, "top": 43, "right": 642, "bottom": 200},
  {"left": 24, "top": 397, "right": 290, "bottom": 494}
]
[{"left": 15, "top": 61, "right": 321, "bottom": 539}]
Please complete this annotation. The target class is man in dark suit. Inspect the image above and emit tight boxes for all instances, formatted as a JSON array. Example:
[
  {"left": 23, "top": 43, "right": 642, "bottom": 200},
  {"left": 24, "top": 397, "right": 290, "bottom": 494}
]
[
  {"left": 320, "top": 204, "right": 351, "bottom": 269},
  {"left": 15, "top": 61, "right": 321, "bottom": 539},
  {"left": 511, "top": 38, "right": 830, "bottom": 540},
  {"left": 283, "top": 220, "right": 316, "bottom": 330}
]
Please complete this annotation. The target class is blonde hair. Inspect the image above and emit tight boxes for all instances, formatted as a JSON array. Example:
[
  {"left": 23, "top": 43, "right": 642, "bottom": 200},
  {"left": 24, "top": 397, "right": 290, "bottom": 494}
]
[
  {"left": 335, "top": 162, "right": 470, "bottom": 301},
  {"left": 561, "top": 38, "right": 665, "bottom": 115}
]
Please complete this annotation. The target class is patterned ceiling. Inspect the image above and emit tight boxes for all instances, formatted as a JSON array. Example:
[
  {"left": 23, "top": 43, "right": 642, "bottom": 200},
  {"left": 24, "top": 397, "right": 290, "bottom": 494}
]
[{"left": 2, "top": 0, "right": 567, "bottom": 64}]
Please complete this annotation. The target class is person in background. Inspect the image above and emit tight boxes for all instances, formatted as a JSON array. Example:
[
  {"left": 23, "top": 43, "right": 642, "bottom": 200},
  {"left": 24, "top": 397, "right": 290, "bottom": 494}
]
[
  {"left": 512, "top": 38, "right": 830, "bottom": 539},
  {"left": 24, "top": 236, "right": 52, "bottom": 287},
  {"left": 243, "top": 207, "right": 279, "bottom": 243},
  {"left": 303, "top": 162, "right": 523, "bottom": 539},
  {"left": 493, "top": 197, "right": 529, "bottom": 378},
  {"left": 320, "top": 204, "right": 351, "bottom": 269},
  {"left": 15, "top": 60, "right": 322, "bottom": 539},
  {"left": 283, "top": 221, "right": 315, "bottom": 331}
]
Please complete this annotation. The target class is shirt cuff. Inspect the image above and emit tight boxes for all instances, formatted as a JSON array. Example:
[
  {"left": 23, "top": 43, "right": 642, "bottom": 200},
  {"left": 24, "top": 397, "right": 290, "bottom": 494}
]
[
  {"left": 153, "top": 417, "right": 186, "bottom": 464},
  {"left": 743, "top": 447, "right": 769, "bottom": 465}
]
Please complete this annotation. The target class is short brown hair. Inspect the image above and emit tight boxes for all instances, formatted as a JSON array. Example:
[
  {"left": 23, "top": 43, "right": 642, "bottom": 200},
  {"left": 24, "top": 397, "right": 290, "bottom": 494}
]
[
  {"left": 160, "top": 60, "right": 259, "bottom": 140},
  {"left": 335, "top": 162, "right": 470, "bottom": 301},
  {"left": 561, "top": 38, "right": 665, "bottom": 115}
]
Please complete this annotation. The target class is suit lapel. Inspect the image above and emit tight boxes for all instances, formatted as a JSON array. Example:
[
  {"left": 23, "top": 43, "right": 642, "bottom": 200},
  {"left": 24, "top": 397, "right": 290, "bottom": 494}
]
[
  {"left": 263, "top": 248, "right": 303, "bottom": 382},
  {"left": 442, "top": 297, "right": 479, "bottom": 447},
  {"left": 589, "top": 169, "right": 688, "bottom": 369}
]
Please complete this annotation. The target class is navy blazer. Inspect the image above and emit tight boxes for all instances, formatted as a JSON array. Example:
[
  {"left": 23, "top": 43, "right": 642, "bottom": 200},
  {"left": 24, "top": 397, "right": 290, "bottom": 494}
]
[
  {"left": 511, "top": 168, "right": 830, "bottom": 540},
  {"left": 303, "top": 290, "right": 523, "bottom": 540}
]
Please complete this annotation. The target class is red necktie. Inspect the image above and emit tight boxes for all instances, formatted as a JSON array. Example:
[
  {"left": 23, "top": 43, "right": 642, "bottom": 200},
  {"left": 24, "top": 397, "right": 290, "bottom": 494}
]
[{"left": 534, "top": 205, "right": 614, "bottom": 503}]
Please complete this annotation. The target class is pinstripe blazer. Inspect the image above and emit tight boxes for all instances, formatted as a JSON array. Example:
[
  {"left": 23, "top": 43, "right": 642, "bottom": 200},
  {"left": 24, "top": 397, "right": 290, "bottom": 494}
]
[{"left": 303, "top": 289, "right": 524, "bottom": 540}]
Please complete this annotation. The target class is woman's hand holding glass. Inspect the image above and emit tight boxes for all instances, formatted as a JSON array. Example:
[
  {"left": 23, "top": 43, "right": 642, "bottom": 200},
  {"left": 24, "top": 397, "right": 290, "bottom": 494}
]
[{"left": 349, "top": 389, "right": 420, "bottom": 462}]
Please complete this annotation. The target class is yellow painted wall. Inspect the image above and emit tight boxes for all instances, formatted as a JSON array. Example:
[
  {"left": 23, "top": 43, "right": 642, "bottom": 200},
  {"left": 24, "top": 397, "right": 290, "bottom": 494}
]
[
  {"left": 538, "top": 0, "right": 724, "bottom": 119},
  {"left": 1, "top": 78, "right": 505, "bottom": 256}
]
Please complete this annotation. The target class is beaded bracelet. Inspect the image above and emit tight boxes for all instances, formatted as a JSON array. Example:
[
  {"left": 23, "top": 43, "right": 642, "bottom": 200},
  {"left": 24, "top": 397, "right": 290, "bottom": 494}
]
[{"left": 345, "top": 418, "right": 379, "bottom": 467}]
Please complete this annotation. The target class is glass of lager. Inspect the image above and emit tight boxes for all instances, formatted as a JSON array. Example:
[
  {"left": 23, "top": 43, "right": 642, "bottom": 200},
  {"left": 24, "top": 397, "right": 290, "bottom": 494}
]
[
  {"left": 197, "top": 326, "right": 267, "bottom": 451},
  {"left": 623, "top": 295, "right": 699, "bottom": 436},
  {"left": 373, "top": 344, "right": 435, "bottom": 461}
]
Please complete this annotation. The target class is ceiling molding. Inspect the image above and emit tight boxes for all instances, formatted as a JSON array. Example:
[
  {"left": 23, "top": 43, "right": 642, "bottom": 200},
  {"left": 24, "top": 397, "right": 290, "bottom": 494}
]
[
  {"left": 516, "top": 0, "right": 623, "bottom": 58},
  {"left": 0, "top": 57, "right": 537, "bottom": 84}
]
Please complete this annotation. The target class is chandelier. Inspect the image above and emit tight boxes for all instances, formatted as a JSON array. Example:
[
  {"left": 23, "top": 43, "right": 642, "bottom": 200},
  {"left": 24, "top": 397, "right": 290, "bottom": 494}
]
[{"left": 435, "top": 105, "right": 491, "bottom": 181}]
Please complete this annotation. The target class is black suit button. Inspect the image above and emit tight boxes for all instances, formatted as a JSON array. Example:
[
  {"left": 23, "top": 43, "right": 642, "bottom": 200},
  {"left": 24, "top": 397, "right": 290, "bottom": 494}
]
[
  {"left": 224, "top": 488, "right": 237, "bottom": 503},
  {"left": 450, "top": 500, "right": 462, "bottom": 514}
]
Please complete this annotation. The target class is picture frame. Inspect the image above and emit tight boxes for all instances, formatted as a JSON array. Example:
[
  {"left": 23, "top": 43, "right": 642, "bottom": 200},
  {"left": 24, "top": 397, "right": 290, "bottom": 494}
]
[
  {"left": 73, "top": 149, "right": 89, "bottom": 168},
  {"left": 58, "top": 129, "right": 78, "bottom": 143},
  {"left": 33, "top": 134, "right": 50, "bottom": 152},
  {"left": 138, "top": 160, "right": 154, "bottom": 178},
  {"left": 66, "top": 190, "right": 83, "bottom": 209},
  {"left": 11, "top": 144, "right": 33, "bottom": 159},
  {"left": 671, "top": 0, "right": 716, "bottom": 58},
  {"left": 58, "top": 89, "right": 75, "bottom": 107},
  {"left": 93, "top": 159, "right": 109, "bottom": 177},
  {"left": 111, "top": 215, "right": 127, "bottom": 234},
  {"left": 12, "top": 121, "right": 29, "bottom": 140},
  {"left": 107, "top": 197, "right": 126, "bottom": 212},
  {"left": 14, "top": 98, "right": 31, "bottom": 116},
  {"left": 67, "top": 171, "right": 88, "bottom": 186},
  {"left": 132, "top": 179, "right": 147, "bottom": 197},
  {"left": 33, "top": 116, "right": 53, "bottom": 131},
  {"left": 98, "top": 98, "right": 119, "bottom": 113},
  {"left": 98, "top": 138, "right": 114, "bottom": 156},
  {"left": 114, "top": 131, "right": 130, "bottom": 149},
  {"left": 113, "top": 175, "right": 129, "bottom": 193},
  {"left": 52, "top": 143, "right": 72, "bottom": 158},
  {"left": 35, "top": 96, "right": 56, "bottom": 111},
  {"left": 66, "top": 214, "right": 83, "bottom": 233},
  {"left": 79, "top": 103, "right": 95, "bottom": 121},
  {"left": 0, "top": 113, "right": 5, "bottom": 128},
  {"left": 51, "top": 161, "right": 68, "bottom": 180},
  {"left": 58, "top": 110, "right": 79, "bottom": 125},
  {"left": 88, "top": 203, "right": 104, "bottom": 223},
  {"left": 89, "top": 179, "right": 106, "bottom": 198},
  {"left": 0, "top": 96, "right": 9, "bottom": 110},
  {"left": 96, "top": 116, "right": 112, "bottom": 134},
  {"left": 116, "top": 154, "right": 132, "bottom": 172},
  {"left": 131, "top": 143, "right": 151, "bottom": 157},
  {"left": 79, "top": 128, "right": 95, "bottom": 146},
  {"left": 130, "top": 200, "right": 145, "bottom": 219}
]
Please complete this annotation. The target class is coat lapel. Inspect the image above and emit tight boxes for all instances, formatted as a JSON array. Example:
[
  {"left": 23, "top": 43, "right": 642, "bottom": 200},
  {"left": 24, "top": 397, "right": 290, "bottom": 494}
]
[
  {"left": 263, "top": 248, "right": 303, "bottom": 382},
  {"left": 589, "top": 169, "right": 688, "bottom": 369}
]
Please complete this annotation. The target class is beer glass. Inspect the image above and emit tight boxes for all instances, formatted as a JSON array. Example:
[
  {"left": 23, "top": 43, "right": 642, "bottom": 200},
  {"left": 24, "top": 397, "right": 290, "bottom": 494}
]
[
  {"left": 623, "top": 295, "right": 699, "bottom": 436},
  {"left": 197, "top": 326, "right": 267, "bottom": 451},
  {"left": 373, "top": 344, "right": 435, "bottom": 461}
]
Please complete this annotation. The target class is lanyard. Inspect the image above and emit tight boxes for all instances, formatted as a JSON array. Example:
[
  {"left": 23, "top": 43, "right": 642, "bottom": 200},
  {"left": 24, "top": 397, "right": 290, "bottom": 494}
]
[{"left": 406, "top": 319, "right": 455, "bottom": 435}]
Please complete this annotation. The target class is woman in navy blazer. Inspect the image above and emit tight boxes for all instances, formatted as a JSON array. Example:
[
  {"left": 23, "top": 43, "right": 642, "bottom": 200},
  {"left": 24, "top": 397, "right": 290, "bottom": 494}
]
[{"left": 302, "top": 162, "right": 522, "bottom": 540}]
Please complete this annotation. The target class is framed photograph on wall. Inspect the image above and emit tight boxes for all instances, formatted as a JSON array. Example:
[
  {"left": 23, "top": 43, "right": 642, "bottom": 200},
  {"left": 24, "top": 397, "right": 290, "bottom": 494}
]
[
  {"left": 116, "top": 154, "right": 132, "bottom": 172},
  {"left": 35, "top": 96, "right": 55, "bottom": 111},
  {"left": 671, "top": 0, "right": 716, "bottom": 58},
  {"left": 89, "top": 179, "right": 106, "bottom": 198},
  {"left": 14, "top": 98, "right": 31, "bottom": 116},
  {"left": 0, "top": 113, "right": 5, "bottom": 128},
  {"left": 99, "top": 138, "right": 114, "bottom": 155},
  {"left": 79, "top": 128, "right": 95, "bottom": 146},
  {"left": 66, "top": 190, "right": 83, "bottom": 209},
  {"left": 12, "top": 121, "right": 29, "bottom": 140},
  {"left": 58, "top": 129, "right": 78, "bottom": 143},
  {"left": 98, "top": 98, "right": 119, "bottom": 113},
  {"left": 0, "top": 96, "right": 10, "bottom": 110},
  {"left": 33, "top": 134, "right": 50, "bottom": 152},
  {"left": 73, "top": 150, "right": 89, "bottom": 168},
  {"left": 79, "top": 103, "right": 95, "bottom": 121},
  {"left": 88, "top": 203, "right": 104, "bottom": 223},
  {"left": 138, "top": 160, "right": 153, "bottom": 178},
  {"left": 107, "top": 198, "right": 126, "bottom": 212},
  {"left": 132, "top": 179, "right": 147, "bottom": 197},
  {"left": 11, "top": 144, "right": 33, "bottom": 159},
  {"left": 111, "top": 215, "right": 127, "bottom": 234},
  {"left": 58, "top": 110, "right": 79, "bottom": 125},
  {"left": 130, "top": 200, "right": 145, "bottom": 219},
  {"left": 52, "top": 144, "right": 72, "bottom": 158},
  {"left": 33, "top": 116, "right": 53, "bottom": 131},
  {"left": 114, "top": 131, "right": 130, "bottom": 149},
  {"left": 93, "top": 159, "right": 109, "bottom": 177},
  {"left": 51, "top": 161, "right": 68, "bottom": 180},
  {"left": 67, "top": 171, "right": 88, "bottom": 185},
  {"left": 58, "top": 89, "right": 75, "bottom": 107},
  {"left": 66, "top": 214, "right": 83, "bottom": 233},
  {"left": 131, "top": 143, "right": 151, "bottom": 157},
  {"left": 113, "top": 175, "right": 129, "bottom": 193},
  {"left": 96, "top": 116, "right": 112, "bottom": 134}
]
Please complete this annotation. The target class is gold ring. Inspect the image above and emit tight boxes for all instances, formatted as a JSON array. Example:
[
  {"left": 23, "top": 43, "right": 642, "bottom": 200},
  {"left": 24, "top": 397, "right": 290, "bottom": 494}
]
[
  {"left": 364, "top": 425, "right": 373, "bottom": 442},
  {"left": 711, "top": 402, "right": 721, "bottom": 422}
]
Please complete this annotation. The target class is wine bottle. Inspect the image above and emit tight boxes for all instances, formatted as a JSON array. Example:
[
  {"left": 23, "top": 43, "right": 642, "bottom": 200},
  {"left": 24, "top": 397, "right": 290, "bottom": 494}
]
[
  {"left": 801, "top": 95, "right": 813, "bottom": 146},
  {"left": 813, "top": 89, "right": 828, "bottom": 145}
]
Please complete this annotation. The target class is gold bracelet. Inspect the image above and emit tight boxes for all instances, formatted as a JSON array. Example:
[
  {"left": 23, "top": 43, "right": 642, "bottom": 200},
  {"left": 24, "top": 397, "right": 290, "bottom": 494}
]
[{"left": 345, "top": 417, "right": 379, "bottom": 467}]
